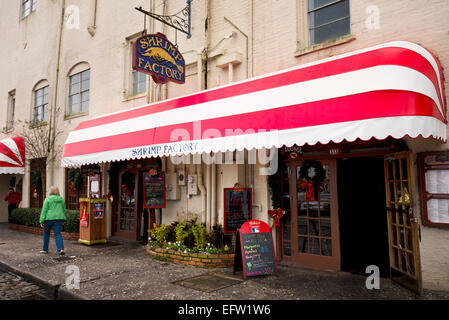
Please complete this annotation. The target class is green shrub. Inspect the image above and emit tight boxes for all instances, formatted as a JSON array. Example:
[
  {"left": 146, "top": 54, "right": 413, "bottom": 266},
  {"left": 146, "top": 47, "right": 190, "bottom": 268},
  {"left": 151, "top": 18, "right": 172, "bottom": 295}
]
[
  {"left": 10, "top": 208, "right": 80, "bottom": 233},
  {"left": 175, "top": 222, "right": 189, "bottom": 244},
  {"left": 207, "top": 224, "right": 233, "bottom": 250},
  {"left": 150, "top": 224, "right": 170, "bottom": 245},
  {"left": 148, "top": 219, "right": 234, "bottom": 253},
  {"left": 191, "top": 223, "right": 208, "bottom": 249}
]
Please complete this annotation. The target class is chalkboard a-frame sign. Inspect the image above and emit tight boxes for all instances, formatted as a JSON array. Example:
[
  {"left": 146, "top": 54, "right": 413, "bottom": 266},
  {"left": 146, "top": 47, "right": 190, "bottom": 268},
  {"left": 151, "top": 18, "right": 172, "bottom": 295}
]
[{"left": 233, "top": 220, "right": 277, "bottom": 279}]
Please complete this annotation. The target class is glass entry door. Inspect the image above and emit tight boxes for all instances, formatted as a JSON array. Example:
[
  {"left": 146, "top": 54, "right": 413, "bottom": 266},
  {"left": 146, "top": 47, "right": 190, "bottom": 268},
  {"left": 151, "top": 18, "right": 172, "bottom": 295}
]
[
  {"left": 384, "top": 152, "right": 422, "bottom": 293},
  {"left": 288, "top": 159, "right": 340, "bottom": 271},
  {"left": 116, "top": 169, "right": 138, "bottom": 239}
]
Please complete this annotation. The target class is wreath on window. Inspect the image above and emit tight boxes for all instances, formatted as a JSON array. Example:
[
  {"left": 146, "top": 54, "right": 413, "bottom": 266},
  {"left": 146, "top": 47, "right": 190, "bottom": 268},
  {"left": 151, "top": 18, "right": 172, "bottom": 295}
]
[
  {"left": 299, "top": 160, "right": 325, "bottom": 201},
  {"left": 68, "top": 168, "right": 82, "bottom": 195},
  {"left": 121, "top": 173, "right": 135, "bottom": 198}
]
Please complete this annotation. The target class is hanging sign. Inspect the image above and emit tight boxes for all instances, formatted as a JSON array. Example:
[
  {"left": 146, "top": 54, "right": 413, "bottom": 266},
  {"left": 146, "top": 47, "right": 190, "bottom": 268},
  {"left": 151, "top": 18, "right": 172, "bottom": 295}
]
[
  {"left": 282, "top": 145, "right": 303, "bottom": 159},
  {"left": 233, "top": 220, "right": 277, "bottom": 279},
  {"left": 133, "top": 32, "right": 185, "bottom": 84},
  {"left": 143, "top": 171, "right": 166, "bottom": 208},
  {"left": 223, "top": 187, "right": 252, "bottom": 233}
]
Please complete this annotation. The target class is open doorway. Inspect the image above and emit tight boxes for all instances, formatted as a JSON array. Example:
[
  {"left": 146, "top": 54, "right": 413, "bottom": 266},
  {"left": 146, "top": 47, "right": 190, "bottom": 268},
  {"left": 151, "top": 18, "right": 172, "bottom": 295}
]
[{"left": 337, "top": 157, "right": 390, "bottom": 278}]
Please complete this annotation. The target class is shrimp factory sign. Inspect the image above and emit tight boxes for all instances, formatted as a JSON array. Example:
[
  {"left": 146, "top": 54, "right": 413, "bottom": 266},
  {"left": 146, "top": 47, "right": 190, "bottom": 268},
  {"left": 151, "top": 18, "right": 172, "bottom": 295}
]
[{"left": 133, "top": 33, "right": 185, "bottom": 84}]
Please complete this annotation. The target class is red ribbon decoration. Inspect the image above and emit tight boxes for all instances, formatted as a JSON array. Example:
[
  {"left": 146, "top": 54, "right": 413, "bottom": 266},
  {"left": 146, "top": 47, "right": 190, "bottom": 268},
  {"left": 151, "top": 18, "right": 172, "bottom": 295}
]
[
  {"left": 80, "top": 201, "right": 88, "bottom": 226},
  {"left": 300, "top": 179, "right": 315, "bottom": 201},
  {"left": 69, "top": 182, "right": 75, "bottom": 195},
  {"left": 268, "top": 208, "right": 285, "bottom": 228}
]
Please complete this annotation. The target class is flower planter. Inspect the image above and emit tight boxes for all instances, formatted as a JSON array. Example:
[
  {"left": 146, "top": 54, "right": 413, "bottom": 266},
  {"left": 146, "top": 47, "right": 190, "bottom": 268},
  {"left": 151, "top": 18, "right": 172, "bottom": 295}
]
[
  {"left": 8, "top": 223, "right": 79, "bottom": 241},
  {"left": 146, "top": 244, "right": 234, "bottom": 268}
]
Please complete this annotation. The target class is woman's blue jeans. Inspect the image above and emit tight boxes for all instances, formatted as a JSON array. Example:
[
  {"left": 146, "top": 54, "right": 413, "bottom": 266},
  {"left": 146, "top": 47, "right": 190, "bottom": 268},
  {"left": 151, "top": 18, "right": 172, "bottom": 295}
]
[{"left": 42, "top": 220, "right": 64, "bottom": 252}]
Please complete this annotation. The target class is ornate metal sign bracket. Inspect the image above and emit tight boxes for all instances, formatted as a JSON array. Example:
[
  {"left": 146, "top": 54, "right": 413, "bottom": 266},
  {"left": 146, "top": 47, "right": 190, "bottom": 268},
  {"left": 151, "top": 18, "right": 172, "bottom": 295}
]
[{"left": 135, "top": 0, "right": 192, "bottom": 39}]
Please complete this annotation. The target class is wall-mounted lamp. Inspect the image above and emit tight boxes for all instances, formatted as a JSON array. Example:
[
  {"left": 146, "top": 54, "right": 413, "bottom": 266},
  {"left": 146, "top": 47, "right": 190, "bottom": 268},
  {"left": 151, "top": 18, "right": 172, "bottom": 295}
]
[{"left": 224, "top": 31, "right": 237, "bottom": 40}]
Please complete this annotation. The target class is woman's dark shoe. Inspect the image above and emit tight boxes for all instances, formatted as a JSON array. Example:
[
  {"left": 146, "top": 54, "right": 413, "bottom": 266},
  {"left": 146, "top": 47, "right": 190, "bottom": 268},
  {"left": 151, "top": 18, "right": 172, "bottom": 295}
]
[{"left": 59, "top": 250, "right": 65, "bottom": 255}]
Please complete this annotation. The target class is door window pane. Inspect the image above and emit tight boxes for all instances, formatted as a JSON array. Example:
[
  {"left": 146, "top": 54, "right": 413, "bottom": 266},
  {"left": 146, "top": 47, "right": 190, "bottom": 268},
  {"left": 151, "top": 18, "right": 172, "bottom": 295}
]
[
  {"left": 321, "top": 239, "right": 332, "bottom": 256},
  {"left": 298, "top": 219, "right": 308, "bottom": 235},
  {"left": 320, "top": 220, "right": 332, "bottom": 237},
  {"left": 310, "top": 237, "right": 320, "bottom": 255},
  {"left": 298, "top": 237, "right": 308, "bottom": 253},
  {"left": 295, "top": 161, "right": 335, "bottom": 259},
  {"left": 309, "top": 219, "right": 320, "bottom": 236},
  {"left": 283, "top": 241, "right": 291, "bottom": 256}
]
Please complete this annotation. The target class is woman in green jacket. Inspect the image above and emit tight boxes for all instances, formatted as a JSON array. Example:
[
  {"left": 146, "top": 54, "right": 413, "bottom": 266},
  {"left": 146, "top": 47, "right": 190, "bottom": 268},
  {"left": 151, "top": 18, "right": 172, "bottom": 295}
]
[{"left": 39, "top": 186, "right": 67, "bottom": 255}]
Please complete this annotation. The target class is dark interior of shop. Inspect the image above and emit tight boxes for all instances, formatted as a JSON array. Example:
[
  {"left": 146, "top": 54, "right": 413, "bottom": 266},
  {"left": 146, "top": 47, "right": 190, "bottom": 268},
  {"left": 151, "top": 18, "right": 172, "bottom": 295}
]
[{"left": 337, "top": 156, "right": 390, "bottom": 278}]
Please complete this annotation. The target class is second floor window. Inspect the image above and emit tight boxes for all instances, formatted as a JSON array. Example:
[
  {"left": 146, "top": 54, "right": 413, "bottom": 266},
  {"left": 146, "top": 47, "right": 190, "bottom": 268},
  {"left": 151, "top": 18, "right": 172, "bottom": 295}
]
[
  {"left": 308, "top": 0, "right": 350, "bottom": 46},
  {"left": 33, "top": 85, "right": 48, "bottom": 123},
  {"left": 68, "top": 69, "right": 90, "bottom": 115},
  {"left": 21, "top": 0, "right": 37, "bottom": 19},
  {"left": 132, "top": 71, "right": 147, "bottom": 95},
  {"left": 6, "top": 91, "right": 16, "bottom": 130}
]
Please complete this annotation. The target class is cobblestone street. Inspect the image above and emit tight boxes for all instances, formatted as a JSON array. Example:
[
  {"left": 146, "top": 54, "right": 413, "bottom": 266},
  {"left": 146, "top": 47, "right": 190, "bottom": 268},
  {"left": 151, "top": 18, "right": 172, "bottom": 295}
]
[
  {"left": 0, "top": 269, "right": 47, "bottom": 300},
  {"left": 1, "top": 224, "right": 449, "bottom": 301}
]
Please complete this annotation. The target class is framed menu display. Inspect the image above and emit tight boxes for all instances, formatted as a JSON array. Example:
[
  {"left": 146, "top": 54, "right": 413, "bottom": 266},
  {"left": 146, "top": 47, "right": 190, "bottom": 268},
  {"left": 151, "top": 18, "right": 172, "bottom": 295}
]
[
  {"left": 88, "top": 174, "right": 101, "bottom": 198},
  {"left": 418, "top": 151, "right": 449, "bottom": 227},
  {"left": 224, "top": 187, "right": 252, "bottom": 233},
  {"left": 143, "top": 171, "right": 166, "bottom": 209}
]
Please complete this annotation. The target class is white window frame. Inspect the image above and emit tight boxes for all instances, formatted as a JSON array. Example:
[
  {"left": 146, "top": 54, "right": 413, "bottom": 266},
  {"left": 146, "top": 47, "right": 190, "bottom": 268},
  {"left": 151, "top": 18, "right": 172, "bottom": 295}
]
[
  {"left": 124, "top": 32, "right": 149, "bottom": 99},
  {"left": 295, "top": 0, "right": 354, "bottom": 56},
  {"left": 68, "top": 69, "right": 90, "bottom": 116},
  {"left": 21, "top": 0, "right": 37, "bottom": 19},
  {"left": 6, "top": 90, "right": 16, "bottom": 131},
  {"left": 132, "top": 70, "right": 147, "bottom": 95},
  {"left": 33, "top": 85, "right": 49, "bottom": 123},
  {"left": 308, "top": 0, "right": 350, "bottom": 46}
]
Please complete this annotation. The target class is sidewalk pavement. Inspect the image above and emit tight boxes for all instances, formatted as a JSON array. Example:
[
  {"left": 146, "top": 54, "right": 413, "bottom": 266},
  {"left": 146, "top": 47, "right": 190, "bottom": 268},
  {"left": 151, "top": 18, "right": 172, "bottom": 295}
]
[{"left": 0, "top": 223, "right": 448, "bottom": 300}]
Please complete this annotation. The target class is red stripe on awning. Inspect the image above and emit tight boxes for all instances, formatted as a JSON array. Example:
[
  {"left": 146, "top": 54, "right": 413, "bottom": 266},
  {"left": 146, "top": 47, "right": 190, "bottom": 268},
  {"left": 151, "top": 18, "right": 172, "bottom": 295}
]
[
  {"left": 0, "top": 137, "right": 25, "bottom": 174},
  {"left": 62, "top": 91, "right": 441, "bottom": 157},
  {"left": 74, "top": 47, "right": 445, "bottom": 131},
  {"left": 61, "top": 41, "right": 447, "bottom": 167}
]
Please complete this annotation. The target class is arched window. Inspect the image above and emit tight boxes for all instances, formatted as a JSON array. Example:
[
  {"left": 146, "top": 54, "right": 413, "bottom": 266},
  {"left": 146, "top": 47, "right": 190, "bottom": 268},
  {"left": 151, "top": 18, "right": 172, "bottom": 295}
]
[
  {"left": 32, "top": 80, "right": 49, "bottom": 123},
  {"left": 67, "top": 62, "right": 90, "bottom": 116}
]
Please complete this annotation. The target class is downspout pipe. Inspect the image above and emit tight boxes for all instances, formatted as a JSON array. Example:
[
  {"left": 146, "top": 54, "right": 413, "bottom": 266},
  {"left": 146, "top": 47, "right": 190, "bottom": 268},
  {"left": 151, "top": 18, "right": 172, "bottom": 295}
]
[
  {"left": 48, "top": 0, "right": 66, "bottom": 189},
  {"left": 211, "top": 162, "right": 217, "bottom": 229},
  {"left": 87, "top": 0, "right": 98, "bottom": 37},
  {"left": 197, "top": 164, "right": 207, "bottom": 224}
]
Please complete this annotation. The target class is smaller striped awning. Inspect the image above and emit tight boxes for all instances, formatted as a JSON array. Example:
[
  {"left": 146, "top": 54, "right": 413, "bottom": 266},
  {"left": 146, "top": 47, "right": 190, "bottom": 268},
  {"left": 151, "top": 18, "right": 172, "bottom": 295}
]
[
  {"left": 61, "top": 41, "right": 447, "bottom": 168},
  {"left": 0, "top": 137, "right": 25, "bottom": 174}
]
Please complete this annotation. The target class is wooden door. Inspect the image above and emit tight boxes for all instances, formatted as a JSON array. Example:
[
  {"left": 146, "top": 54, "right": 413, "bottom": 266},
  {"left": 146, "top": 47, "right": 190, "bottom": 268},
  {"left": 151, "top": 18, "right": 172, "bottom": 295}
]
[
  {"left": 384, "top": 152, "right": 422, "bottom": 294},
  {"left": 288, "top": 159, "right": 340, "bottom": 271},
  {"left": 116, "top": 169, "right": 138, "bottom": 239}
]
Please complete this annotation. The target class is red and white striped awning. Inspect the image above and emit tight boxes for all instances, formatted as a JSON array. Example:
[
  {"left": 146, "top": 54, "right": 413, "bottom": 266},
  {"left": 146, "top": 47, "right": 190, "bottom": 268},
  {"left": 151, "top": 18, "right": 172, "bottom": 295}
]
[
  {"left": 61, "top": 41, "right": 446, "bottom": 167},
  {"left": 0, "top": 137, "right": 25, "bottom": 174}
]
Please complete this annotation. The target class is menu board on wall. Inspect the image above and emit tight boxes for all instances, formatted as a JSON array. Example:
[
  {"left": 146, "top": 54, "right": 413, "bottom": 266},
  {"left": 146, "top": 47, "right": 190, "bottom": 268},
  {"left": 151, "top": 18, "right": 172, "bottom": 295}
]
[
  {"left": 143, "top": 171, "right": 166, "bottom": 209},
  {"left": 419, "top": 152, "right": 449, "bottom": 227},
  {"left": 223, "top": 188, "right": 252, "bottom": 233}
]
